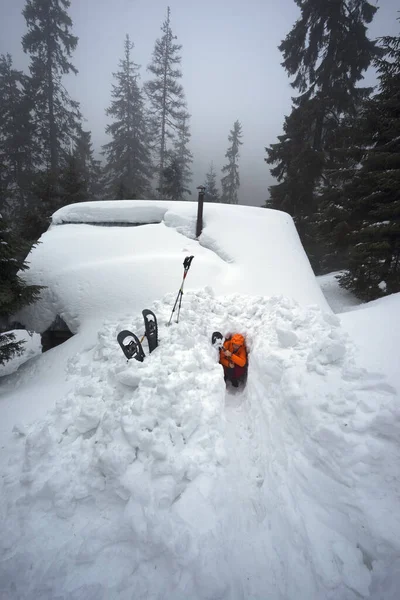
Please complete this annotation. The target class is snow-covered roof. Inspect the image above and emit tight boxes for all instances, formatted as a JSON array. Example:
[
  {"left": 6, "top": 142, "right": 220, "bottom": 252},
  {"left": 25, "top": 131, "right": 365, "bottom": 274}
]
[{"left": 17, "top": 200, "right": 329, "bottom": 333}]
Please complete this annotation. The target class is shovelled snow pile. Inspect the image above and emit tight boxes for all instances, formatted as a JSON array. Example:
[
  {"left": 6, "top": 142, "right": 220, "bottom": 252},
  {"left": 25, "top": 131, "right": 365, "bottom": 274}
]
[{"left": 1, "top": 290, "right": 400, "bottom": 599}]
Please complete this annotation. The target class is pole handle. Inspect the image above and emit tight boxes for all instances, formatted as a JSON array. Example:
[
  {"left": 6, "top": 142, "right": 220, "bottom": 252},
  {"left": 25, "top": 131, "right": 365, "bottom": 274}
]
[{"left": 183, "top": 255, "right": 194, "bottom": 271}]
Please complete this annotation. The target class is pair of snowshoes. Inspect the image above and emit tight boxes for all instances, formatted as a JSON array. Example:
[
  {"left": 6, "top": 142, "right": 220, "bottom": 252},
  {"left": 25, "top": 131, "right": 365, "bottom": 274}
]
[{"left": 117, "top": 309, "right": 158, "bottom": 362}]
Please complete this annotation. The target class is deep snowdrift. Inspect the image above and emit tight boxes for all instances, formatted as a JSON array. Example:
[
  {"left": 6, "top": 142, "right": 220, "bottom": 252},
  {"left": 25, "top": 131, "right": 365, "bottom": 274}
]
[
  {"left": 1, "top": 291, "right": 400, "bottom": 599},
  {"left": 16, "top": 200, "right": 329, "bottom": 334},
  {"left": 2, "top": 202, "right": 400, "bottom": 599},
  {"left": 317, "top": 271, "right": 362, "bottom": 314},
  {"left": 340, "top": 292, "right": 400, "bottom": 391}
]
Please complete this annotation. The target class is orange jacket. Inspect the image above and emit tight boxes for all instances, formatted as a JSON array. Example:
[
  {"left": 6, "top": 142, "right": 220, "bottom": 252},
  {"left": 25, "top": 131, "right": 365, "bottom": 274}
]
[{"left": 219, "top": 334, "right": 247, "bottom": 369}]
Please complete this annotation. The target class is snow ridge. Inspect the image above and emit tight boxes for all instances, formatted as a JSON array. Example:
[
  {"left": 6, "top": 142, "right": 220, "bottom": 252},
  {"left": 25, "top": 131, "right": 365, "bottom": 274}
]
[{"left": 1, "top": 290, "right": 400, "bottom": 599}]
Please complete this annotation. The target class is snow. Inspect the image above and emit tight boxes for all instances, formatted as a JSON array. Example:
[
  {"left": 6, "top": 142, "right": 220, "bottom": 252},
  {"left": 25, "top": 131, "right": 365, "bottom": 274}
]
[
  {"left": 1, "top": 201, "right": 400, "bottom": 599},
  {"left": 316, "top": 273, "right": 400, "bottom": 392},
  {"left": 51, "top": 199, "right": 168, "bottom": 225},
  {"left": 378, "top": 281, "right": 387, "bottom": 292},
  {"left": 340, "top": 292, "right": 400, "bottom": 392},
  {"left": 317, "top": 271, "right": 362, "bottom": 314},
  {"left": 16, "top": 200, "right": 329, "bottom": 334},
  {"left": 0, "top": 333, "right": 93, "bottom": 437}
]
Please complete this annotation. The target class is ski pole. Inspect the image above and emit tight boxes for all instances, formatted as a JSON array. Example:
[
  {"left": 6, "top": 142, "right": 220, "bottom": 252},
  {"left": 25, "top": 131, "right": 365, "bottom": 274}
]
[
  {"left": 168, "top": 255, "right": 194, "bottom": 326},
  {"left": 176, "top": 255, "right": 194, "bottom": 323}
]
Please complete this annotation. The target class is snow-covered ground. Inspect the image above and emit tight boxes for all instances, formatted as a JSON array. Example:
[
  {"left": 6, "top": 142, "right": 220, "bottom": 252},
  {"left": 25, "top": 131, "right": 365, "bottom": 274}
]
[
  {"left": 316, "top": 272, "right": 400, "bottom": 391},
  {"left": 1, "top": 201, "right": 399, "bottom": 600},
  {"left": 316, "top": 271, "right": 362, "bottom": 314},
  {"left": 340, "top": 292, "right": 400, "bottom": 392}
]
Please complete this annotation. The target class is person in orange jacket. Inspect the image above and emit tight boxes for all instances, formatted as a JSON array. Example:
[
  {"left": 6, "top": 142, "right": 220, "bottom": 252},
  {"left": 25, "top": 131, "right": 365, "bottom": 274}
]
[{"left": 219, "top": 333, "right": 247, "bottom": 387}]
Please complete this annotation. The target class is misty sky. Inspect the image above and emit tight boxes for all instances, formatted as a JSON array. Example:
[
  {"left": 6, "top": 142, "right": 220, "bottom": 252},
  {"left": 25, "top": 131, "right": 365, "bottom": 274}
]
[{"left": 1, "top": 0, "right": 399, "bottom": 206}]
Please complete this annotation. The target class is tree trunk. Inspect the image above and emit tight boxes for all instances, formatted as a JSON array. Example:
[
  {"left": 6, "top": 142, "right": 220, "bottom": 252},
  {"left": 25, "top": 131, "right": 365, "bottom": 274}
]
[
  {"left": 159, "top": 15, "right": 170, "bottom": 197},
  {"left": 46, "top": 22, "right": 57, "bottom": 173}
]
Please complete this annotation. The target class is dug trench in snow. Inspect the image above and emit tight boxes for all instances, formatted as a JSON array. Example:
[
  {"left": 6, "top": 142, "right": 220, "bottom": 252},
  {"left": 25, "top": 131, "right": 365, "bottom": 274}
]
[{"left": 1, "top": 290, "right": 400, "bottom": 599}]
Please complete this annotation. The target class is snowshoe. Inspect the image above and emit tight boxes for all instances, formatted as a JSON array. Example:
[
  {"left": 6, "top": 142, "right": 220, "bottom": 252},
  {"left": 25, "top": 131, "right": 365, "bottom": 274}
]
[
  {"left": 211, "top": 331, "right": 224, "bottom": 348},
  {"left": 142, "top": 309, "right": 158, "bottom": 353},
  {"left": 117, "top": 330, "right": 145, "bottom": 362}
]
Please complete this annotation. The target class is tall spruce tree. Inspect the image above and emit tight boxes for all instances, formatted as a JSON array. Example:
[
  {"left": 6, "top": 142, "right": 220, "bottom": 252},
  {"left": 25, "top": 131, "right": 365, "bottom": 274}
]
[
  {"left": 145, "top": 7, "right": 189, "bottom": 197},
  {"left": 58, "top": 127, "right": 101, "bottom": 206},
  {"left": 59, "top": 152, "right": 88, "bottom": 206},
  {"left": 221, "top": 120, "right": 243, "bottom": 204},
  {"left": 22, "top": 0, "right": 81, "bottom": 173},
  {"left": 266, "top": 100, "right": 322, "bottom": 219},
  {"left": 103, "top": 35, "right": 152, "bottom": 199},
  {"left": 162, "top": 156, "right": 187, "bottom": 200},
  {"left": 172, "top": 116, "right": 193, "bottom": 198},
  {"left": 0, "top": 54, "right": 35, "bottom": 225},
  {"left": 265, "top": 0, "right": 380, "bottom": 269},
  {"left": 0, "top": 213, "right": 42, "bottom": 365},
  {"left": 316, "top": 109, "right": 367, "bottom": 272},
  {"left": 114, "top": 180, "right": 134, "bottom": 200},
  {"left": 23, "top": 170, "right": 61, "bottom": 241},
  {"left": 204, "top": 162, "right": 220, "bottom": 203},
  {"left": 340, "top": 28, "right": 400, "bottom": 300},
  {"left": 74, "top": 127, "right": 102, "bottom": 200}
]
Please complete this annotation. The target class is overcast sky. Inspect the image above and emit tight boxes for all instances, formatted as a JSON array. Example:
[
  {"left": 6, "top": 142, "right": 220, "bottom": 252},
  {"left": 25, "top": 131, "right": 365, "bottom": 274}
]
[{"left": 1, "top": 0, "right": 399, "bottom": 206}]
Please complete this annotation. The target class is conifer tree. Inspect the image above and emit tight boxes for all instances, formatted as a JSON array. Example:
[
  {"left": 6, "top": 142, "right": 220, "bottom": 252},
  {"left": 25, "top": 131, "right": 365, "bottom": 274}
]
[
  {"left": 74, "top": 127, "right": 102, "bottom": 200},
  {"left": 115, "top": 180, "right": 135, "bottom": 200},
  {"left": 0, "top": 54, "right": 35, "bottom": 224},
  {"left": 265, "top": 0, "right": 380, "bottom": 269},
  {"left": 316, "top": 111, "right": 367, "bottom": 272},
  {"left": 58, "top": 128, "right": 101, "bottom": 206},
  {"left": 172, "top": 116, "right": 193, "bottom": 198},
  {"left": 0, "top": 213, "right": 42, "bottom": 365},
  {"left": 22, "top": 0, "right": 81, "bottom": 173},
  {"left": 204, "top": 162, "right": 220, "bottom": 203},
  {"left": 145, "top": 7, "right": 189, "bottom": 196},
  {"left": 162, "top": 156, "right": 187, "bottom": 200},
  {"left": 221, "top": 120, "right": 243, "bottom": 204},
  {"left": 340, "top": 28, "right": 400, "bottom": 300},
  {"left": 59, "top": 153, "right": 88, "bottom": 205},
  {"left": 103, "top": 35, "right": 152, "bottom": 199},
  {"left": 266, "top": 101, "right": 322, "bottom": 217},
  {"left": 22, "top": 170, "right": 61, "bottom": 241}
]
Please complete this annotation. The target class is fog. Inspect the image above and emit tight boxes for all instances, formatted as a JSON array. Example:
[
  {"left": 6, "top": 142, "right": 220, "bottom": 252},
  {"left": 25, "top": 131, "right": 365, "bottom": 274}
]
[{"left": 1, "top": 0, "right": 399, "bottom": 205}]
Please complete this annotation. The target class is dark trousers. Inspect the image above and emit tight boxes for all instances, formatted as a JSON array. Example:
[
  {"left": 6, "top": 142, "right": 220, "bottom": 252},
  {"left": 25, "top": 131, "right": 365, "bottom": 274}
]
[{"left": 223, "top": 364, "right": 246, "bottom": 386}]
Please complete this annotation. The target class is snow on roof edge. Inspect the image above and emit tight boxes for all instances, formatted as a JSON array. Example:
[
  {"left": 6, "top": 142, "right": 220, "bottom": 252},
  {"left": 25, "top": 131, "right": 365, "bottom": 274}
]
[
  {"left": 51, "top": 200, "right": 170, "bottom": 225},
  {"left": 51, "top": 199, "right": 292, "bottom": 226}
]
